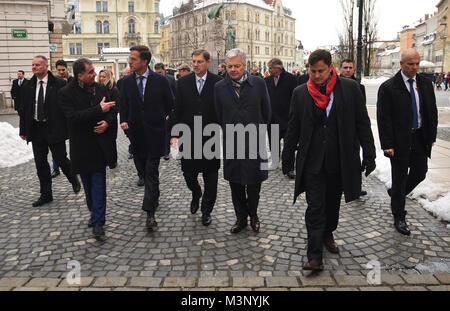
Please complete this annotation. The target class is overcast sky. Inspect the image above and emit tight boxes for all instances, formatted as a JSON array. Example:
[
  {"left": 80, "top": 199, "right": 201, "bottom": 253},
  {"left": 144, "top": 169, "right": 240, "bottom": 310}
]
[{"left": 161, "top": 0, "right": 439, "bottom": 50}]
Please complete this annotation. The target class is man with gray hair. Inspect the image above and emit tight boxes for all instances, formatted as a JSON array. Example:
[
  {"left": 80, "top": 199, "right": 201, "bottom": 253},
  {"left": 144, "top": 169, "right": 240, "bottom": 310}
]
[
  {"left": 265, "top": 58, "right": 298, "bottom": 178},
  {"left": 377, "top": 48, "right": 438, "bottom": 236},
  {"left": 214, "top": 48, "right": 271, "bottom": 234},
  {"left": 19, "top": 55, "right": 81, "bottom": 207}
]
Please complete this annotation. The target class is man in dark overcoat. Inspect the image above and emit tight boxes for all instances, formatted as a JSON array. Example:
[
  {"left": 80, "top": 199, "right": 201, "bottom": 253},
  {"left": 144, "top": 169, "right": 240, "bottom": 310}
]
[
  {"left": 214, "top": 48, "right": 271, "bottom": 234},
  {"left": 377, "top": 48, "right": 438, "bottom": 236},
  {"left": 11, "top": 70, "right": 28, "bottom": 114},
  {"left": 265, "top": 58, "right": 298, "bottom": 178},
  {"left": 59, "top": 58, "right": 117, "bottom": 238},
  {"left": 170, "top": 49, "right": 222, "bottom": 226},
  {"left": 282, "top": 50, "right": 376, "bottom": 271},
  {"left": 19, "top": 55, "right": 80, "bottom": 207},
  {"left": 120, "top": 46, "right": 174, "bottom": 230}
]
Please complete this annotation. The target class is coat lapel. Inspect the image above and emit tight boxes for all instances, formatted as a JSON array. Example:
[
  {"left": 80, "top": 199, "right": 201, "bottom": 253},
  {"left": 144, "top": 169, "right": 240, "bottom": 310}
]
[{"left": 224, "top": 78, "right": 239, "bottom": 104}]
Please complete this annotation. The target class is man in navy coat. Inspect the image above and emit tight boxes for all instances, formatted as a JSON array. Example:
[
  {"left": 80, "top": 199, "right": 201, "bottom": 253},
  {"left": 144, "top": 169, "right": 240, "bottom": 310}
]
[{"left": 120, "top": 45, "right": 174, "bottom": 230}]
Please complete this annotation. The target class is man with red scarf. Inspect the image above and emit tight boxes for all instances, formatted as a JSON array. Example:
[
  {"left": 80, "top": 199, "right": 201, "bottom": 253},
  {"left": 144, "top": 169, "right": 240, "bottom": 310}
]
[{"left": 282, "top": 50, "right": 376, "bottom": 271}]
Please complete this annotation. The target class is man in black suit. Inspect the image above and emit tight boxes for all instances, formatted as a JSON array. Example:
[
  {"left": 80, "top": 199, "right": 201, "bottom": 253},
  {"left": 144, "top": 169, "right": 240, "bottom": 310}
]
[
  {"left": 218, "top": 63, "right": 227, "bottom": 78},
  {"left": 19, "top": 55, "right": 80, "bottom": 207},
  {"left": 214, "top": 48, "right": 272, "bottom": 234},
  {"left": 265, "top": 58, "right": 297, "bottom": 179},
  {"left": 120, "top": 46, "right": 174, "bottom": 230},
  {"left": 11, "top": 70, "right": 28, "bottom": 114},
  {"left": 282, "top": 50, "right": 376, "bottom": 271},
  {"left": 339, "top": 59, "right": 368, "bottom": 197},
  {"left": 250, "top": 65, "right": 263, "bottom": 78},
  {"left": 170, "top": 49, "right": 222, "bottom": 226},
  {"left": 377, "top": 48, "right": 438, "bottom": 236}
]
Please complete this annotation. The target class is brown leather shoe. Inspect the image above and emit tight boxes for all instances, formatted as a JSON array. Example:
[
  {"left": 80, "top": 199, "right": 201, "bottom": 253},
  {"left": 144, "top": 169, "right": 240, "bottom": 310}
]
[
  {"left": 230, "top": 219, "right": 248, "bottom": 234},
  {"left": 250, "top": 215, "right": 260, "bottom": 232},
  {"left": 303, "top": 259, "right": 324, "bottom": 271},
  {"left": 323, "top": 234, "right": 339, "bottom": 254}
]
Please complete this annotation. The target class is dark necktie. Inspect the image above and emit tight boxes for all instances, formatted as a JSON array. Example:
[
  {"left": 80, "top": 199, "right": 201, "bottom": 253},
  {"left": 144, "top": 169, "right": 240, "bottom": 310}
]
[
  {"left": 408, "top": 79, "right": 419, "bottom": 130},
  {"left": 138, "top": 76, "right": 145, "bottom": 101},
  {"left": 37, "top": 81, "right": 45, "bottom": 121},
  {"left": 19, "top": 80, "right": 22, "bottom": 86}
]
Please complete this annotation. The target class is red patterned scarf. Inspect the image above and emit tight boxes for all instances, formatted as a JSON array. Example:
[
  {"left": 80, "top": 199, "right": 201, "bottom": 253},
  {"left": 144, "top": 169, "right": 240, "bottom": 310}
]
[{"left": 307, "top": 67, "right": 338, "bottom": 110}]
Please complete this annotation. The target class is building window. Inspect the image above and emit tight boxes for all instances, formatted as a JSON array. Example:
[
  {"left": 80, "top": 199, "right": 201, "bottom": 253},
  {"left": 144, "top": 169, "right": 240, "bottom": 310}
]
[
  {"left": 71, "top": 22, "right": 81, "bottom": 34},
  {"left": 128, "top": 1, "right": 134, "bottom": 13},
  {"left": 103, "top": 21, "right": 110, "bottom": 34},
  {"left": 70, "top": 43, "right": 82, "bottom": 55},
  {"left": 129, "top": 42, "right": 136, "bottom": 47},
  {"left": 96, "top": 1, "right": 101, "bottom": 12},
  {"left": 128, "top": 19, "right": 135, "bottom": 34},
  {"left": 97, "top": 1, "right": 108, "bottom": 12},
  {"left": 102, "top": 1, "right": 108, "bottom": 12},
  {"left": 97, "top": 43, "right": 103, "bottom": 54},
  {"left": 104, "top": 42, "right": 110, "bottom": 49},
  {"left": 154, "top": 1, "right": 159, "bottom": 13},
  {"left": 231, "top": 10, "right": 236, "bottom": 20},
  {"left": 154, "top": 21, "right": 159, "bottom": 33},
  {"left": 96, "top": 21, "right": 102, "bottom": 34}
]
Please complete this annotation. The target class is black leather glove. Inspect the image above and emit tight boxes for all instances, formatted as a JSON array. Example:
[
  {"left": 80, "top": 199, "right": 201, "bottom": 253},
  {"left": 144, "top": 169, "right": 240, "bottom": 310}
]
[{"left": 361, "top": 159, "right": 376, "bottom": 177}]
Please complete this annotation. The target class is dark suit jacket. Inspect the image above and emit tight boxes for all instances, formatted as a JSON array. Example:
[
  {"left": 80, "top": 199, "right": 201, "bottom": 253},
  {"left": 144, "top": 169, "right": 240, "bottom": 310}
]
[
  {"left": 214, "top": 74, "right": 271, "bottom": 185},
  {"left": 297, "top": 73, "right": 309, "bottom": 85},
  {"left": 265, "top": 69, "right": 298, "bottom": 130},
  {"left": 59, "top": 80, "right": 118, "bottom": 174},
  {"left": 120, "top": 68, "right": 174, "bottom": 159},
  {"left": 19, "top": 71, "right": 67, "bottom": 144},
  {"left": 11, "top": 78, "right": 28, "bottom": 112},
  {"left": 377, "top": 70, "right": 438, "bottom": 159},
  {"left": 282, "top": 77, "right": 375, "bottom": 203},
  {"left": 170, "top": 71, "right": 222, "bottom": 172}
]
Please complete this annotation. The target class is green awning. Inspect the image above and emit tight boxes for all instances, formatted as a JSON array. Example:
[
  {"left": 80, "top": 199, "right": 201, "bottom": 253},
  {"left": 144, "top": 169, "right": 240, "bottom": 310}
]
[{"left": 208, "top": 3, "right": 223, "bottom": 20}]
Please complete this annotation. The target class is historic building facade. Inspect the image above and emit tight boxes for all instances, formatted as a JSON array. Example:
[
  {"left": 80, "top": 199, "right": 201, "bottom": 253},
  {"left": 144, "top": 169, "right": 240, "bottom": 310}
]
[
  {"left": 169, "top": 0, "right": 296, "bottom": 74},
  {"left": 63, "top": 0, "right": 161, "bottom": 62}
]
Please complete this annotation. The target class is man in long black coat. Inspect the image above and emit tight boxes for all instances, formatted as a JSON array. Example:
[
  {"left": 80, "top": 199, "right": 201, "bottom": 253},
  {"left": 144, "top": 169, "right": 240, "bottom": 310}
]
[
  {"left": 59, "top": 58, "right": 117, "bottom": 238},
  {"left": 265, "top": 58, "right": 297, "bottom": 179},
  {"left": 120, "top": 46, "right": 174, "bottom": 230},
  {"left": 377, "top": 48, "right": 438, "bottom": 236},
  {"left": 19, "top": 55, "right": 80, "bottom": 207},
  {"left": 170, "top": 49, "right": 222, "bottom": 226},
  {"left": 282, "top": 50, "right": 376, "bottom": 271},
  {"left": 11, "top": 70, "right": 28, "bottom": 114},
  {"left": 215, "top": 48, "right": 271, "bottom": 234}
]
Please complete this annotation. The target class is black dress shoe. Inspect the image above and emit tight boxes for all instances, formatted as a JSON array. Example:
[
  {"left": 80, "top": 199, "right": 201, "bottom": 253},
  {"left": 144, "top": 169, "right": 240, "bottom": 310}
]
[
  {"left": 32, "top": 195, "right": 53, "bottom": 207},
  {"left": 230, "top": 219, "right": 248, "bottom": 234},
  {"left": 137, "top": 177, "right": 145, "bottom": 187},
  {"left": 303, "top": 259, "right": 324, "bottom": 271},
  {"left": 202, "top": 214, "right": 212, "bottom": 226},
  {"left": 72, "top": 176, "right": 81, "bottom": 194},
  {"left": 287, "top": 170, "right": 296, "bottom": 179},
  {"left": 250, "top": 215, "right": 260, "bottom": 232},
  {"left": 394, "top": 219, "right": 411, "bottom": 236},
  {"left": 164, "top": 155, "right": 170, "bottom": 161},
  {"left": 51, "top": 169, "right": 60, "bottom": 178},
  {"left": 360, "top": 190, "right": 368, "bottom": 196},
  {"left": 93, "top": 225, "right": 105, "bottom": 238},
  {"left": 190, "top": 196, "right": 201, "bottom": 214},
  {"left": 146, "top": 216, "right": 157, "bottom": 230}
]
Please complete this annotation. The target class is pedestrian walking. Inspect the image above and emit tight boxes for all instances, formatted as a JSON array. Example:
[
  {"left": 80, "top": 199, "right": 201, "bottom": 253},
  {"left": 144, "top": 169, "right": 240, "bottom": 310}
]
[{"left": 377, "top": 48, "right": 438, "bottom": 236}]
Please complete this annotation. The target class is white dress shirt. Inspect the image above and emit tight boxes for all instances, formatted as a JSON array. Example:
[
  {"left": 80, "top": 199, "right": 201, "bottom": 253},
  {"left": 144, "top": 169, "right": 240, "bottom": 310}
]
[
  {"left": 195, "top": 72, "right": 208, "bottom": 94},
  {"left": 326, "top": 91, "right": 334, "bottom": 117},
  {"left": 34, "top": 74, "right": 48, "bottom": 121},
  {"left": 401, "top": 71, "right": 422, "bottom": 128}
]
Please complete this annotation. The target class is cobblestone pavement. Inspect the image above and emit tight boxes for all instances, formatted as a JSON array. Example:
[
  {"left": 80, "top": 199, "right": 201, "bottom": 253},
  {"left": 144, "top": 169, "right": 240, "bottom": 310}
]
[
  {"left": 0, "top": 126, "right": 449, "bottom": 291},
  {"left": 437, "top": 127, "right": 450, "bottom": 142}
]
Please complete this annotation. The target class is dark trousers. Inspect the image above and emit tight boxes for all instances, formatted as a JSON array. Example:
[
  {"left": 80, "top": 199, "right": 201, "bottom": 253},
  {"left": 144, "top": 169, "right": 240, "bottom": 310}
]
[
  {"left": 80, "top": 170, "right": 106, "bottom": 226},
  {"left": 183, "top": 169, "right": 218, "bottom": 215},
  {"left": 390, "top": 131, "right": 428, "bottom": 219},
  {"left": 31, "top": 121, "right": 75, "bottom": 195},
  {"left": 133, "top": 156, "right": 146, "bottom": 179},
  {"left": 304, "top": 169, "right": 343, "bottom": 261},
  {"left": 229, "top": 182, "right": 262, "bottom": 221},
  {"left": 134, "top": 157, "right": 161, "bottom": 216},
  {"left": 52, "top": 160, "right": 59, "bottom": 171}
]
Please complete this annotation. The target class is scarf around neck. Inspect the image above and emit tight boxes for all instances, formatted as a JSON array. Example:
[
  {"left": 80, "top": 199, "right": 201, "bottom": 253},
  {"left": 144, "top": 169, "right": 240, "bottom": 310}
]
[
  {"left": 230, "top": 71, "right": 248, "bottom": 91},
  {"left": 307, "top": 67, "right": 337, "bottom": 110}
]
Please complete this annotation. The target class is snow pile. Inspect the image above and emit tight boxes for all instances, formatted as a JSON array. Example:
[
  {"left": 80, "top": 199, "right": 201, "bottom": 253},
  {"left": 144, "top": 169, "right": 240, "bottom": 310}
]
[
  {"left": 0, "top": 122, "right": 34, "bottom": 168},
  {"left": 373, "top": 150, "right": 450, "bottom": 222},
  {"left": 361, "top": 76, "right": 390, "bottom": 85}
]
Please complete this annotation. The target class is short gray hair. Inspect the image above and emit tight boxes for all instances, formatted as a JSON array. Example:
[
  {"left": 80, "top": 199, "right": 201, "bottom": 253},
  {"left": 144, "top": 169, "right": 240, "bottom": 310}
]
[
  {"left": 268, "top": 58, "right": 283, "bottom": 69},
  {"left": 226, "top": 48, "right": 246, "bottom": 65}
]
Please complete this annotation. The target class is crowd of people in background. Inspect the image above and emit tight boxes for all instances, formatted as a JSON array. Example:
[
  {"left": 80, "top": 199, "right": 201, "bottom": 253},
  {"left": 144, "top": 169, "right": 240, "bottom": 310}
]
[{"left": 433, "top": 71, "right": 450, "bottom": 91}]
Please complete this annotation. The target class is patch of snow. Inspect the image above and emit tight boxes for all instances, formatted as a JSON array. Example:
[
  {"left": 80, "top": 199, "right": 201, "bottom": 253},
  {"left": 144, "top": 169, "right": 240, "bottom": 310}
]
[
  {"left": 0, "top": 122, "right": 34, "bottom": 168},
  {"left": 361, "top": 76, "right": 391, "bottom": 86}
]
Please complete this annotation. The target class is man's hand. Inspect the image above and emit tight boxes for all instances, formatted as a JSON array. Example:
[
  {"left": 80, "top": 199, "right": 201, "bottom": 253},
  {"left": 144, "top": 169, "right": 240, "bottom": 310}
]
[
  {"left": 20, "top": 135, "right": 26, "bottom": 141},
  {"left": 361, "top": 159, "right": 376, "bottom": 177},
  {"left": 383, "top": 149, "right": 394, "bottom": 158},
  {"left": 170, "top": 137, "right": 178, "bottom": 148},
  {"left": 93, "top": 120, "right": 109, "bottom": 134},
  {"left": 120, "top": 122, "right": 129, "bottom": 130},
  {"left": 100, "top": 97, "right": 115, "bottom": 112}
]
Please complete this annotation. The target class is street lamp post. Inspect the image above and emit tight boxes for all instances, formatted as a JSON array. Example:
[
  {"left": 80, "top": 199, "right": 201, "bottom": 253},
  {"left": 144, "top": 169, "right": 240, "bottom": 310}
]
[
  {"left": 217, "top": 48, "right": 220, "bottom": 74},
  {"left": 356, "top": 0, "right": 364, "bottom": 82}
]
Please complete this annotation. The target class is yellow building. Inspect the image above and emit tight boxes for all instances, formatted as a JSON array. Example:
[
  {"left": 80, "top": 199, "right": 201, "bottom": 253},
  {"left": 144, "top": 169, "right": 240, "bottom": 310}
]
[
  {"left": 399, "top": 26, "right": 416, "bottom": 57},
  {"left": 63, "top": 0, "right": 161, "bottom": 62},
  {"left": 160, "top": 19, "right": 170, "bottom": 66},
  {"left": 436, "top": 0, "right": 449, "bottom": 73}
]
